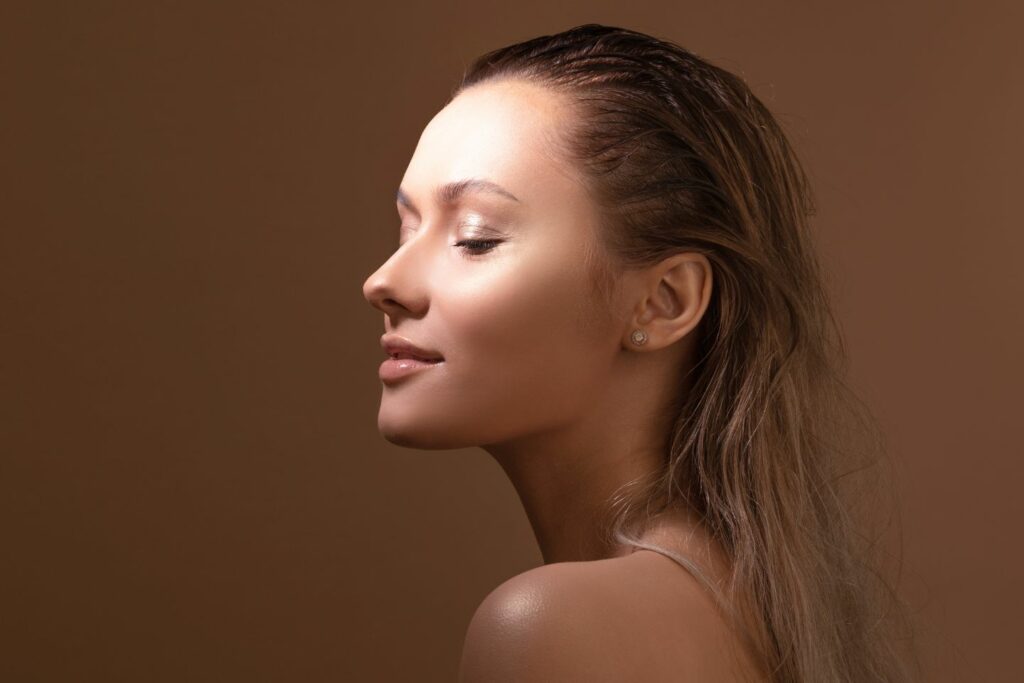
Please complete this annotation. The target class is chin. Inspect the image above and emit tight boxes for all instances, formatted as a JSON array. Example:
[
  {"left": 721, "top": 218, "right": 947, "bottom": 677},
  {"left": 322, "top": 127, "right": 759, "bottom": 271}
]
[{"left": 377, "top": 413, "right": 466, "bottom": 450}]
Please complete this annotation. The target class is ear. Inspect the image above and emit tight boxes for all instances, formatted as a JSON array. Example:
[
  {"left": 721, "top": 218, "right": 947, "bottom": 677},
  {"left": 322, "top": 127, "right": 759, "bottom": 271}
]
[{"left": 624, "top": 252, "right": 712, "bottom": 351}]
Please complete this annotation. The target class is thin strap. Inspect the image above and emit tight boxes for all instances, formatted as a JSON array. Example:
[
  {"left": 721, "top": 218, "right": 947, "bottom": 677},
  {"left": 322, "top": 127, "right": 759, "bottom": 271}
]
[
  {"left": 630, "top": 541, "right": 713, "bottom": 588},
  {"left": 629, "top": 540, "right": 763, "bottom": 671},
  {"left": 628, "top": 540, "right": 729, "bottom": 614}
]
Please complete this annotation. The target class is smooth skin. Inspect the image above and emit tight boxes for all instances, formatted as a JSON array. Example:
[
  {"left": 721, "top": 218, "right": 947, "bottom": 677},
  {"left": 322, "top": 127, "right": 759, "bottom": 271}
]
[{"left": 363, "top": 79, "right": 765, "bottom": 681}]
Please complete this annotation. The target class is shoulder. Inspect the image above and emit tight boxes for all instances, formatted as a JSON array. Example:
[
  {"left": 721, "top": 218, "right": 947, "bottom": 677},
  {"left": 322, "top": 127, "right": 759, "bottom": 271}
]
[
  {"left": 457, "top": 551, "right": 764, "bottom": 682},
  {"left": 457, "top": 558, "right": 626, "bottom": 682}
]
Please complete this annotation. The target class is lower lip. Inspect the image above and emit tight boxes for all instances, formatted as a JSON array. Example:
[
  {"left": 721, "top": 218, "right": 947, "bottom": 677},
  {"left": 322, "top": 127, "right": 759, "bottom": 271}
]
[{"left": 379, "top": 357, "right": 444, "bottom": 383}]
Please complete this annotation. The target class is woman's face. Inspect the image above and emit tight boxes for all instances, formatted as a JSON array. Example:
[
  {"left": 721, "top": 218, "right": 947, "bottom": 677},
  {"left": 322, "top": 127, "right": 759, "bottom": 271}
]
[{"left": 362, "top": 79, "right": 627, "bottom": 449}]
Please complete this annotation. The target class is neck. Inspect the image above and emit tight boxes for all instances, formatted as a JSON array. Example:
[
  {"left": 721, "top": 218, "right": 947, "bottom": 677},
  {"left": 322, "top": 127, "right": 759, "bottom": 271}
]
[
  {"left": 488, "top": 432, "right": 664, "bottom": 564},
  {"left": 484, "top": 356, "right": 685, "bottom": 564}
]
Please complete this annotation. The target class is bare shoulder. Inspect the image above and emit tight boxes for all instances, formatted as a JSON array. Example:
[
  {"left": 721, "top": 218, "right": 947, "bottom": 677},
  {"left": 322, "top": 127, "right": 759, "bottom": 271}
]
[{"left": 458, "top": 551, "right": 766, "bottom": 682}]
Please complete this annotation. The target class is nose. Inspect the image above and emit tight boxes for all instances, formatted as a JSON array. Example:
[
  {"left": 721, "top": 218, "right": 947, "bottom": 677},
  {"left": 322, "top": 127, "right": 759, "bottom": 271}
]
[{"left": 362, "top": 239, "right": 430, "bottom": 318}]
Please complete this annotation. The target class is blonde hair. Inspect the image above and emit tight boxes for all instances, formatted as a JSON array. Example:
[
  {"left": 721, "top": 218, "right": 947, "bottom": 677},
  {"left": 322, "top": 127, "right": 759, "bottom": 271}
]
[{"left": 453, "top": 24, "right": 921, "bottom": 681}]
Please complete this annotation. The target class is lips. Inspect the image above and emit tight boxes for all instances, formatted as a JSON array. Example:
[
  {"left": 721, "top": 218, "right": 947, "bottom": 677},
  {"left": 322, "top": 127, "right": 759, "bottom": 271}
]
[
  {"left": 380, "top": 334, "right": 444, "bottom": 363},
  {"left": 378, "top": 336, "right": 444, "bottom": 384}
]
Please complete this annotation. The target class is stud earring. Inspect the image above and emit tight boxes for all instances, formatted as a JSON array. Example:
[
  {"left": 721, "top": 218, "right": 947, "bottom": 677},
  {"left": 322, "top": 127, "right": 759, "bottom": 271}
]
[{"left": 630, "top": 329, "right": 648, "bottom": 346}]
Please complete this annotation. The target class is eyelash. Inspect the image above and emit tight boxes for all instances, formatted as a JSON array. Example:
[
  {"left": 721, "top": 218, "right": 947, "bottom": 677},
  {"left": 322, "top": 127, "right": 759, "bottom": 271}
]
[{"left": 454, "top": 238, "right": 502, "bottom": 255}]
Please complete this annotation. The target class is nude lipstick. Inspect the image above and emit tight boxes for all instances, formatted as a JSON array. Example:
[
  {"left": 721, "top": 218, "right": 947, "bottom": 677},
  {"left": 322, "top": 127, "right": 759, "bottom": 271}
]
[{"left": 379, "top": 334, "right": 444, "bottom": 383}]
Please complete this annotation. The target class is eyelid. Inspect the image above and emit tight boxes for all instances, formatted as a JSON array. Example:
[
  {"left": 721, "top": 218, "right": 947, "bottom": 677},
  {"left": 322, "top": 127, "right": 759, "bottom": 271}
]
[
  {"left": 456, "top": 218, "right": 502, "bottom": 239},
  {"left": 396, "top": 215, "right": 503, "bottom": 248}
]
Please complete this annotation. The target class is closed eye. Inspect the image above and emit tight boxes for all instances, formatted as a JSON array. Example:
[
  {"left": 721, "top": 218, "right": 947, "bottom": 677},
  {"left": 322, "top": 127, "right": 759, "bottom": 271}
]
[{"left": 455, "top": 238, "right": 502, "bottom": 255}]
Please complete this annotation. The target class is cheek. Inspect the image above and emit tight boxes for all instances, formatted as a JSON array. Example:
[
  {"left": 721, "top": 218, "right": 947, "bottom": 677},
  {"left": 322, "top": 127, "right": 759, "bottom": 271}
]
[
  {"left": 433, "top": 253, "right": 612, "bottom": 420},
  {"left": 446, "top": 259, "right": 583, "bottom": 363}
]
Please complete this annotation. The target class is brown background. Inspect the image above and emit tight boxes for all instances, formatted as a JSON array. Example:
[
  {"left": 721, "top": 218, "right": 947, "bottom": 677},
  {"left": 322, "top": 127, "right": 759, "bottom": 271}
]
[{"left": 2, "top": 2, "right": 1021, "bottom": 681}]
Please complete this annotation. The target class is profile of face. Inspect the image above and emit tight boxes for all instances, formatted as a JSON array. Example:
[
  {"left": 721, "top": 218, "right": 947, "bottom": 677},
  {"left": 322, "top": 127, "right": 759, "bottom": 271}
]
[{"left": 362, "top": 80, "right": 631, "bottom": 450}]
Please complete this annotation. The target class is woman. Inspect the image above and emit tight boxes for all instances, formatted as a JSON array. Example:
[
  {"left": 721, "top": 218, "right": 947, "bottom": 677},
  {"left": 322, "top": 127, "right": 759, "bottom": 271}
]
[{"left": 363, "top": 24, "right": 918, "bottom": 682}]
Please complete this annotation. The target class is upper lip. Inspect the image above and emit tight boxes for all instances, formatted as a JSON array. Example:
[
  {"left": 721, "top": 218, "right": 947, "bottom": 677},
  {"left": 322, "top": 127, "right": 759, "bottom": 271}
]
[{"left": 380, "top": 334, "right": 444, "bottom": 362}]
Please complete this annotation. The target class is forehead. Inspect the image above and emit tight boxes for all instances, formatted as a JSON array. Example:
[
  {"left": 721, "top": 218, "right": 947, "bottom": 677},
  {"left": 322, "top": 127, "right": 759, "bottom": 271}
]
[{"left": 400, "top": 80, "right": 581, "bottom": 205}]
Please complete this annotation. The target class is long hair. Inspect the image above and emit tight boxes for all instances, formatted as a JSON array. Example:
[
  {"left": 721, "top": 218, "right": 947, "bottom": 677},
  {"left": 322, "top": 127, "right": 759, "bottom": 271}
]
[{"left": 450, "top": 24, "right": 920, "bottom": 682}]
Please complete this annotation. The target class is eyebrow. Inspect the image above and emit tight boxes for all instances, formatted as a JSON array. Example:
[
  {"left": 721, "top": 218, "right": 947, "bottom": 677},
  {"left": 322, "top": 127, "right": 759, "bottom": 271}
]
[{"left": 396, "top": 178, "right": 521, "bottom": 211}]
